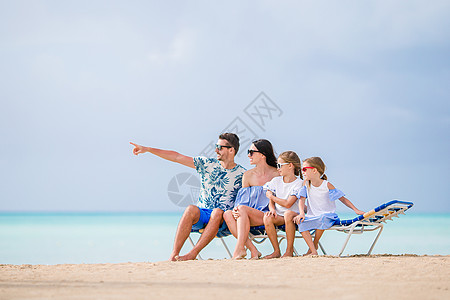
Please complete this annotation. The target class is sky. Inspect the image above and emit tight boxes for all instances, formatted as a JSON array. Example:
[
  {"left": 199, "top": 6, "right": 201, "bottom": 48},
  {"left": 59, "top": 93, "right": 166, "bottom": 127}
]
[{"left": 0, "top": 0, "right": 449, "bottom": 213}]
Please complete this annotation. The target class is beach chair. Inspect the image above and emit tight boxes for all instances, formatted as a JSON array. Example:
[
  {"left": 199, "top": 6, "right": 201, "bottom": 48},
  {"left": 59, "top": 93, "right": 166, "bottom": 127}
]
[
  {"left": 323, "top": 200, "right": 414, "bottom": 256},
  {"left": 189, "top": 224, "right": 326, "bottom": 259},
  {"left": 248, "top": 225, "right": 327, "bottom": 256},
  {"left": 189, "top": 200, "right": 413, "bottom": 258},
  {"left": 188, "top": 227, "right": 233, "bottom": 260}
]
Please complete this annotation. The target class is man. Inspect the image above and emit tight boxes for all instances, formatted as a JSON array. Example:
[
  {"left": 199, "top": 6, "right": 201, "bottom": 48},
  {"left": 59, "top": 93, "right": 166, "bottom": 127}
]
[{"left": 130, "top": 133, "right": 245, "bottom": 261}]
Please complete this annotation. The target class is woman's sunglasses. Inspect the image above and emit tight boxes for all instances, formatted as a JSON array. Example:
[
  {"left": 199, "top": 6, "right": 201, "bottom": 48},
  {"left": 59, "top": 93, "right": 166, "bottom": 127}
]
[
  {"left": 247, "top": 149, "right": 261, "bottom": 156},
  {"left": 302, "top": 167, "right": 315, "bottom": 172},
  {"left": 215, "top": 144, "right": 232, "bottom": 151}
]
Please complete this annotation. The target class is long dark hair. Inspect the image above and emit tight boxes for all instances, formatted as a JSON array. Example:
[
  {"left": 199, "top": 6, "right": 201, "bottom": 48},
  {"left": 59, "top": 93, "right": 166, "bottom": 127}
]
[{"left": 252, "top": 139, "right": 277, "bottom": 168}]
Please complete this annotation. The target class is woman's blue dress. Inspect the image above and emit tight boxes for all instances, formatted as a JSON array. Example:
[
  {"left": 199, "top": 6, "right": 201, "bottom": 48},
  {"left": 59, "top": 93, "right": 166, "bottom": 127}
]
[{"left": 233, "top": 186, "right": 270, "bottom": 212}]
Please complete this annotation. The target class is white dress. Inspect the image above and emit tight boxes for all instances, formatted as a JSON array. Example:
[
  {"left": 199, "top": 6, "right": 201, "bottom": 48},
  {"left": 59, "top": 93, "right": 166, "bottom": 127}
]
[
  {"left": 295, "top": 180, "right": 343, "bottom": 231},
  {"left": 263, "top": 176, "right": 302, "bottom": 216}
]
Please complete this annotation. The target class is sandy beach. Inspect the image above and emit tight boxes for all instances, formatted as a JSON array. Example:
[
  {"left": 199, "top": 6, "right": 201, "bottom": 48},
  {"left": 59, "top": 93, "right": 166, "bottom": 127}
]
[{"left": 1, "top": 255, "right": 449, "bottom": 300}]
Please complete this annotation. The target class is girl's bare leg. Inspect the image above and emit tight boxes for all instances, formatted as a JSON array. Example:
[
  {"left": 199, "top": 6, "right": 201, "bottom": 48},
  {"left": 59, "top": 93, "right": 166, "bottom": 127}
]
[
  {"left": 304, "top": 229, "right": 325, "bottom": 255},
  {"left": 301, "top": 230, "right": 318, "bottom": 255},
  {"left": 282, "top": 210, "right": 298, "bottom": 257},
  {"left": 263, "top": 214, "right": 285, "bottom": 259},
  {"left": 313, "top": 229, "right": 324, "bottom": 253}
]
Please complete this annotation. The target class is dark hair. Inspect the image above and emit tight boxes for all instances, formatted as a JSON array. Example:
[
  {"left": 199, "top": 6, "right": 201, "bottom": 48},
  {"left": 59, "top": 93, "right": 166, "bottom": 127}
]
[
  {"left": 252, "top": 139, "right": 277, "bottom": 168},
  {"left": 219, "top": 133, "right": 240, "bottom": 154}
]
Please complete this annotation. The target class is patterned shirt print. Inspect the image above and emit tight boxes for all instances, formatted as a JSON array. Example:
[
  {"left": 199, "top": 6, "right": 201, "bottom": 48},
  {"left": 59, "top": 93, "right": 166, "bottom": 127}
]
[{"left": 193, "top": 156, "right": 246, "bottom": 211}]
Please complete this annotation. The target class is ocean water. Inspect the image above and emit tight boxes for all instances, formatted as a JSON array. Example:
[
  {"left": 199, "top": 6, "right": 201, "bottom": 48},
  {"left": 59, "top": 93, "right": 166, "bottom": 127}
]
[{"left": 1, "top": 212, "right": 449, "bottom": 265}]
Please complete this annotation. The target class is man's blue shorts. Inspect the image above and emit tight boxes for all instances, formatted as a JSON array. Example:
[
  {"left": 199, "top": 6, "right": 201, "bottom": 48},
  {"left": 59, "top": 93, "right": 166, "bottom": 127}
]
[
  {"left": 191, "top": 207, "right": 228, "bottom": 231},
  {"left": 192, "top": 208, "right": 213, "bottom": 230}
]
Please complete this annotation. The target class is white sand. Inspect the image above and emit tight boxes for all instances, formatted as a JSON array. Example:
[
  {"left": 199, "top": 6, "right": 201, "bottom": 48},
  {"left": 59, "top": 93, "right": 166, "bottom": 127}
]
[{"left": 1, "top": 255, "right": 449, "bottom": 300}]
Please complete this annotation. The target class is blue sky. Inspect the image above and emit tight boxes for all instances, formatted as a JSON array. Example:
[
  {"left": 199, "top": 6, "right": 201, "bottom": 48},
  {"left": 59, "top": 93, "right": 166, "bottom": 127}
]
[{"left": 1, "top": 1, "right": 449, "bottom": 213}]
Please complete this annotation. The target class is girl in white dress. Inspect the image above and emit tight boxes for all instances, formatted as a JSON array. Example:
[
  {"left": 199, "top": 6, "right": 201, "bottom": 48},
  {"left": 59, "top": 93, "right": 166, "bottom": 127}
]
[
  {"left": 294, "top": 157, "right": 364, "bottom": 255},
  {"left": 263, "top": 151, "right": 303, "bottom": 258}
]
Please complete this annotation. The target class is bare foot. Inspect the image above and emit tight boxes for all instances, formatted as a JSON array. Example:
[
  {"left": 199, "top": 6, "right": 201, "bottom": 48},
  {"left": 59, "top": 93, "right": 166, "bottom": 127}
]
[
  {"left": 281, "top": 252, "right": 294, "bottom": 258},
  {"left": 176, "top": 252, "right": 198, "bottom": 261},
  {"left": 304, "top": 245, "right": 318, "bottom": 256},
  {"left": 169, "top": 253, "right": 179, "bottom": 261},
  {"left": 250, "top": 251, "right": 262, "bottom": 260},
  {"left": 232, "top": 248, "right": 247, "bottom": 260},
  {"left": 263, "top": 252, "right": 281, "bottom": 259}
]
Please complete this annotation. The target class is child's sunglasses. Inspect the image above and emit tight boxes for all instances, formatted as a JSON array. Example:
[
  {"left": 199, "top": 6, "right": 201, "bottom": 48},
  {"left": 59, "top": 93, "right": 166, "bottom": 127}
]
[
  {"left": 276, "top": 163, "right": 290, "bottom": 169},
  {"left": 302, "top": 167, "right": 315, "bottom": 172}
]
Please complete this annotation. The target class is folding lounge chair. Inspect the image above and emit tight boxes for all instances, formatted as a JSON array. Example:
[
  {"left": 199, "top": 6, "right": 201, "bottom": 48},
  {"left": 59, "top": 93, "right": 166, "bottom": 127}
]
[
  {"left": 188, "top": 200, "right": 413, "bottom": 258},
  {"left": 248, "top": 225, "right": 327, "bottom": 256},
  {"left": 189, "top": 224, "right": 324, "bottom": 259},
  {"left": 188, "top": 227, "right": 233, "bottom": 260},
  {"left": 324, "top": 200, "right": 414, "bottom": 256}
]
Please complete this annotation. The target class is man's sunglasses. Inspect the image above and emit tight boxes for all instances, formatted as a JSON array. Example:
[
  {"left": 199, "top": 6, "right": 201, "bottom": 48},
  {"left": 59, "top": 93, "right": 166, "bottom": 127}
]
[
  {"left": 247, "top": 149, "right": 261, "bottom": 156},
  {"left": 215, "top": 144, "right": 233, "bottom": 151},
  {"left": 302, "top": 167, "right": 315, "bottom": 172}
]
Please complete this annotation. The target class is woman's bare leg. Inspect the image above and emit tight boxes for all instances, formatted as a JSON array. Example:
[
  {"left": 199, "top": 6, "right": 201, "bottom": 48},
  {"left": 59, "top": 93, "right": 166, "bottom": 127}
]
[
  {"left": 234, "top": 206, "right": 264, "bottom": 259},
  {"left": 223, "top": 210, "right": 238, "bottom": 238}
]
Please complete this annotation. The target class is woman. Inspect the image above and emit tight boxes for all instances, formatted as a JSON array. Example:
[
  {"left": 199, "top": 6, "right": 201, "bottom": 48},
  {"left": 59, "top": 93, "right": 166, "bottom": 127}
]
[{"left": 223, "top": 139, "right": 279, "bottom": 259}]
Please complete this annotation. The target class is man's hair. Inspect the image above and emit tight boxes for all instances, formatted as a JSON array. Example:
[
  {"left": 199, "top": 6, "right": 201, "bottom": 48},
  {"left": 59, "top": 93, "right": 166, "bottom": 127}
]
[{"left": 219, "top": 133, "right": 240, "bottom": 154}]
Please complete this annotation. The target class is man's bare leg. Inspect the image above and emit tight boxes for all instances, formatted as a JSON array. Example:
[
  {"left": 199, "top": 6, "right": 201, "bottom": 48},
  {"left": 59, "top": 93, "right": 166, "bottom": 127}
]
[
  {"left": 177, "top": 208, "right": 224, "bottom": 261},
  {"left": 169, "top": 205, "right": 200, "bottom": 261}
]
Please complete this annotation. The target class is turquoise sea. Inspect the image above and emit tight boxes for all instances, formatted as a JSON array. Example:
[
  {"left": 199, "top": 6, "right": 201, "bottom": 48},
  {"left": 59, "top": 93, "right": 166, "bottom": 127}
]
[{"left": 1, "top": 212, "right": 449, "bottom": 265}]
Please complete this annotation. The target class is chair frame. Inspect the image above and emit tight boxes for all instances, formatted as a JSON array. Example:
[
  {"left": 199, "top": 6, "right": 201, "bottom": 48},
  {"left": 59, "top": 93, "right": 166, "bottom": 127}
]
[
  {"left": 327, "top": 201, "right": 413, "bottom": 256},
  {"left": 188, "top": 200, "right": 413, "bottom": 259}
]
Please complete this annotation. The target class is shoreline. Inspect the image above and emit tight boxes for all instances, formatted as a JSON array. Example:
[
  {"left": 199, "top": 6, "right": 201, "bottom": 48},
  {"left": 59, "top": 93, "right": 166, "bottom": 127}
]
[{"left": 1, "top": 255, "right": 449, "bottom": 299}]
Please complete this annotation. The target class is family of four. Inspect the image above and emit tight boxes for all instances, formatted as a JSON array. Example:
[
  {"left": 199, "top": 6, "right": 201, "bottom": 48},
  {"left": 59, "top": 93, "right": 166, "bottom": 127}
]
[{"left": 130, "top": 133, "right": 364, "bottom": 261}]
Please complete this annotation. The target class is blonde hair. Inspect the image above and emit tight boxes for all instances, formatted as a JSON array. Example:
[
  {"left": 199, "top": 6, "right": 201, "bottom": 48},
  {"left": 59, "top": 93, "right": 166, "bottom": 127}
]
[
  {"left": 279, "top": 151, "right": 302, "bottom": 179},
  {"left": 303, "top": 157, "right": 327, "bottom": 180}
]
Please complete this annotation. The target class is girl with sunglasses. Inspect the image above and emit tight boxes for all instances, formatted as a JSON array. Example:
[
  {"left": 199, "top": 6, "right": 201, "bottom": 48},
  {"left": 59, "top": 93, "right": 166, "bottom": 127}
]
[
  {"left": 223, "top": 139, "right": 279, "bottom": 259},
  {"left": 293, "top": 157, "right": 365, "bottom": 255},
  {"left": 263, "top": 151, "right": 303, "bottom": 259}
]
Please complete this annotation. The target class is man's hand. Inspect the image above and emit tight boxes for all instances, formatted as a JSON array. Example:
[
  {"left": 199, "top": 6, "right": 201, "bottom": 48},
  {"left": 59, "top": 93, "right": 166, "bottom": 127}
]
[
  {"left": 129, "top": 142, "right": 195, "bottom": 168},
  {"left": 130, "top": 142, "right": 147, "bottom": 155}
]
